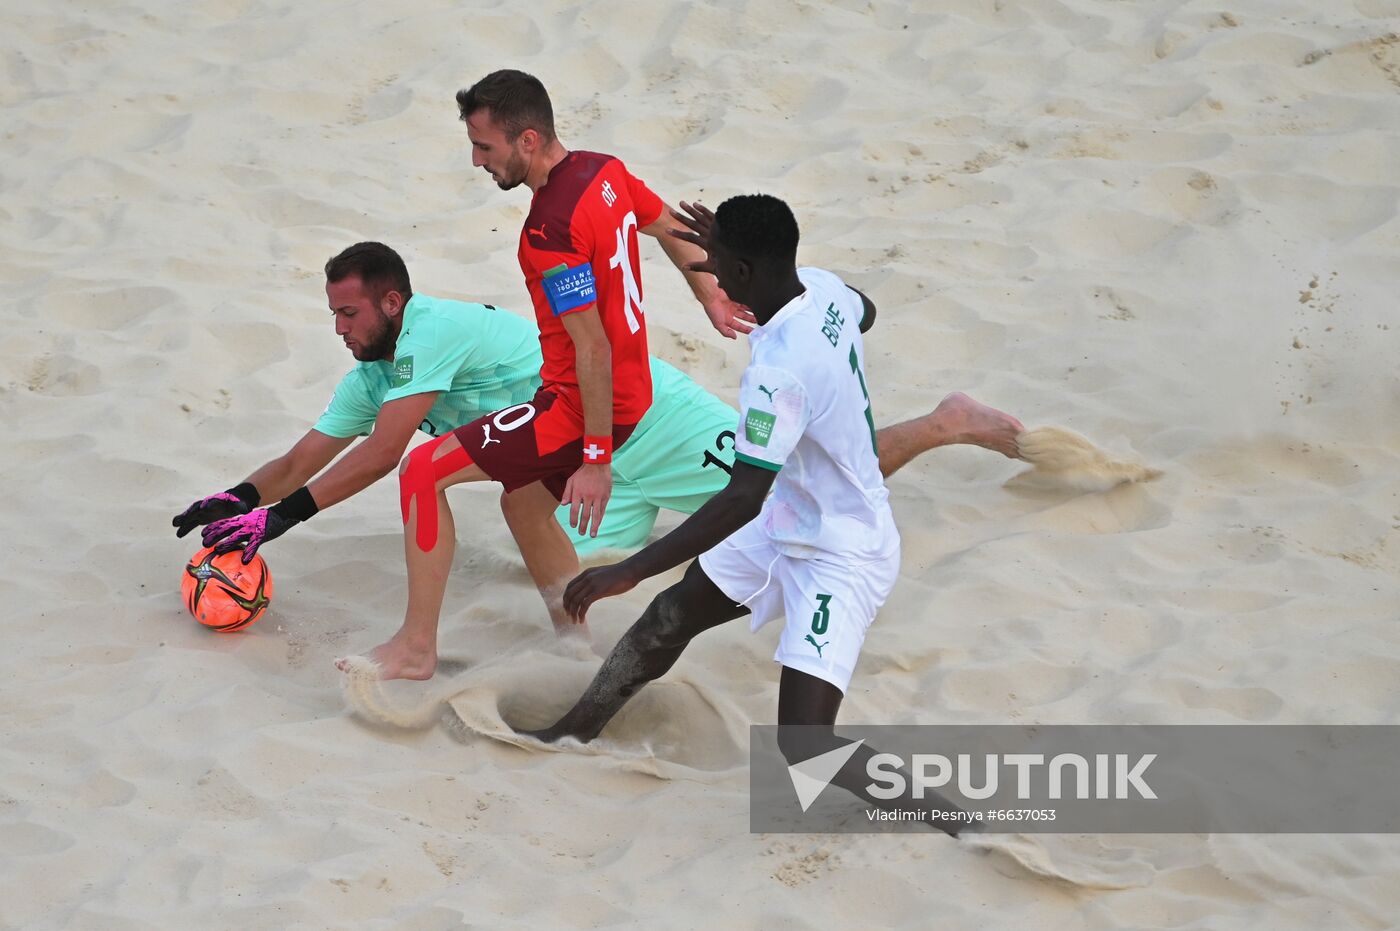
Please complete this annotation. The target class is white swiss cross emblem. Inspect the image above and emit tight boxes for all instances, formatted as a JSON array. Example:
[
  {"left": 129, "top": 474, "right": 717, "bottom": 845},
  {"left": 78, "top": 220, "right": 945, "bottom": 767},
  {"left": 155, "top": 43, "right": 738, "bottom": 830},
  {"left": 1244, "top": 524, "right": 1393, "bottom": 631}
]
[
  {"left": 583, "top": 442, "right": 607, "bottom": 462},
  {"left": 600, "top": 180, "right": 617, "bottom": 207}
]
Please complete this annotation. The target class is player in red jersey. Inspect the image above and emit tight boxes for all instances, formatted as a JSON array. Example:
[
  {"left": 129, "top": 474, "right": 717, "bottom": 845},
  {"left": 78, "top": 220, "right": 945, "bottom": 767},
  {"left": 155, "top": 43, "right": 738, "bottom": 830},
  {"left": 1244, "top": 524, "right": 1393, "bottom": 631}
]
[{"left": 336, "top": 70, "right": 754, "bottom": 680}]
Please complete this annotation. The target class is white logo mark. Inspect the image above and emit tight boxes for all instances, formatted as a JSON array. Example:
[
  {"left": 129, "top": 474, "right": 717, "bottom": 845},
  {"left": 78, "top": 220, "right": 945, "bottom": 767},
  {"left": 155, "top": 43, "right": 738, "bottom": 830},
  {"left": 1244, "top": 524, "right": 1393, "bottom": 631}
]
[{"left": 787, "top": 739, "right": 865, "bottom": 813}]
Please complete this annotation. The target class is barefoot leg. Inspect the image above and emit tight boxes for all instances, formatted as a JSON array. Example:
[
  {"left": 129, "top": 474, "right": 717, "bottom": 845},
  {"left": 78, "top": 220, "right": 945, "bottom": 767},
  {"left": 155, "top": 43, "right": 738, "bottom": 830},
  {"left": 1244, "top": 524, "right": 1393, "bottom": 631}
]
[
  {"left": 875, "top": 391, "right": 1026, "bottom": 476},
  {"left": 521, "top": 562, "right": 747, "bottom": 742},
  {"left": 336, "top": 434, "right": 490, "bottom": 681},
  {"left": 500, "top": 482, "right": 587, "bottom": 636}
]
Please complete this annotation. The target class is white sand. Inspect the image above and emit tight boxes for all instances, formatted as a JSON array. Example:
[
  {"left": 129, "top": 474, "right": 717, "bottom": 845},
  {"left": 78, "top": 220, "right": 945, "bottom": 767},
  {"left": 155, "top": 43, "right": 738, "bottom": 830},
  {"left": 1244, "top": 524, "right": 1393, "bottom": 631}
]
[{"left": 4, "top": 0, "right": 1400, "bottom": 927}]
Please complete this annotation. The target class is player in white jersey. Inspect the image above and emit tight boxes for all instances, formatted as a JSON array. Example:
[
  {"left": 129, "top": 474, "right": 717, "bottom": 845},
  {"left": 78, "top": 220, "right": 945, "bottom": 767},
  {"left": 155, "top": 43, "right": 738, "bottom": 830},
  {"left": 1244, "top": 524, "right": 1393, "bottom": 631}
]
[
  {"left": 697, "top": 260, "right": 900, "bottom": 691},
  {"left": 523, "top": 195, "right": 972, "bottom": 831}
]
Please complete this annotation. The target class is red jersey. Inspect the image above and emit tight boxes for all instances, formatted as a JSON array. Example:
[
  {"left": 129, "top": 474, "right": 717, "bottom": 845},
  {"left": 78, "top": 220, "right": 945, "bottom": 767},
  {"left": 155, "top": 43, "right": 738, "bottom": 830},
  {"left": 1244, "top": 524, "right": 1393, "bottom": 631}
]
[{"left": 517, "top": 151, "right": 662, "bottom": 427}]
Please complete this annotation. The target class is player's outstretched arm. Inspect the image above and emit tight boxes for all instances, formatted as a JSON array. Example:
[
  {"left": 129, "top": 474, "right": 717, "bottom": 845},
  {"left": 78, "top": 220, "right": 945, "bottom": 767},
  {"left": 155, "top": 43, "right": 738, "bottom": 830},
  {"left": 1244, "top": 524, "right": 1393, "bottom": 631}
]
[
  {"left": 248, "top": 429, "right": 355, "bottom": 504},
  {"left": 562, "top": 461, "right": 775, "bottom": 622},
  {"left": 644, "top": 203, "right": 756, "bottom": 339},
  {"left": 303, "top": 393, "right": 438, "bottom": 511},
  {"left": 200, "top": 394, "right": 436, "bottom": 563},
  {"left": 172, "top": 429, "right": 352, "bottom": 538}
]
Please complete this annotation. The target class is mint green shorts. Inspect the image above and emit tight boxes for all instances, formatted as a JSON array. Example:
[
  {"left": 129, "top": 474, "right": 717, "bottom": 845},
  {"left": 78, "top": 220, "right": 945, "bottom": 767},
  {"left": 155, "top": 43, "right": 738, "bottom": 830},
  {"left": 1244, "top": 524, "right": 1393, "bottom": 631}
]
[{"left": 554, "top": 359, "right": 738, "bottom": 555}]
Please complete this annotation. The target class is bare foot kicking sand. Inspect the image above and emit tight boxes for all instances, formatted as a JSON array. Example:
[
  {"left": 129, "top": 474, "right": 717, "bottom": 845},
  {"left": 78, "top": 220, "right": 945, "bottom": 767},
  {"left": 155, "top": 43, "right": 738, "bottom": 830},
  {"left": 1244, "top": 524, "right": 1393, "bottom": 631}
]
[
  {"left": 334, "top": 633, "right": 437, "bottom": 681},
  {"left": 337, "top": 655, "right": 444, "bottom": 728},
  {"left": 932, "top": 391, "right": 1025, "bottom": 458}
]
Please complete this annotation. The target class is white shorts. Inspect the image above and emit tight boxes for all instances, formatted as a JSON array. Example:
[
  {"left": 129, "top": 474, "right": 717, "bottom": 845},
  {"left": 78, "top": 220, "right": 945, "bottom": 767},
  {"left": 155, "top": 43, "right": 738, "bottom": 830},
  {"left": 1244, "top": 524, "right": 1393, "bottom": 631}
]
[{"left": 698, "top": 516, "right": 900, "bottom": 693}]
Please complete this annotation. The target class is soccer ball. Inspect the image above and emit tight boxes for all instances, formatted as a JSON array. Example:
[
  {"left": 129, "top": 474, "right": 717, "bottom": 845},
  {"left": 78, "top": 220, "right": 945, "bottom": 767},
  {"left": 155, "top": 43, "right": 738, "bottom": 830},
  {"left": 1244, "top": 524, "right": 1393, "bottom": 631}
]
[{"left": 181, "top": 545, "right": 274, "bottom": 632}]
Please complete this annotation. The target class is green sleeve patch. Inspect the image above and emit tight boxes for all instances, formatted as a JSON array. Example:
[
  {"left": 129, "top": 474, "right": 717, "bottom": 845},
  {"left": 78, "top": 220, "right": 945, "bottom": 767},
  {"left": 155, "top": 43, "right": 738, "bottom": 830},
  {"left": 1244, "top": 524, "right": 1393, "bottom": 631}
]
[
  {"left": 744, "top": 408, "right": 777, "bottom": 446},
  {"left": 391, "top": 355, "right": 414, "bottom": 388},
  {"left": 735, "top": 452, "right": 782, "bottom": 472}
]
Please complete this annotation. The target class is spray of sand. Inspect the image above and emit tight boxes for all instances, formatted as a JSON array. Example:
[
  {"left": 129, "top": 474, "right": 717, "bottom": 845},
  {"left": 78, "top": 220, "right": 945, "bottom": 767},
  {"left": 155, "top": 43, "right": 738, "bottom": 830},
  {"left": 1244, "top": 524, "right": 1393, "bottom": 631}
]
[
  {"left": 1015, "top": 426, "right": 1162, "bottom": 493},
  {"left": 337, "top": 655, "right": 446, "bottom": 729}
]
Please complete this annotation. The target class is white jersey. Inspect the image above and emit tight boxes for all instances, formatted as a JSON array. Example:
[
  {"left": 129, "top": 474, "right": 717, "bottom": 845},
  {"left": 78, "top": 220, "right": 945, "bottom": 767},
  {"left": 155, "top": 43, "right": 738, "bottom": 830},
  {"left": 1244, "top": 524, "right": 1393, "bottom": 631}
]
[{"left": 732, "top": 266, "right": 897, "bottom": 563}]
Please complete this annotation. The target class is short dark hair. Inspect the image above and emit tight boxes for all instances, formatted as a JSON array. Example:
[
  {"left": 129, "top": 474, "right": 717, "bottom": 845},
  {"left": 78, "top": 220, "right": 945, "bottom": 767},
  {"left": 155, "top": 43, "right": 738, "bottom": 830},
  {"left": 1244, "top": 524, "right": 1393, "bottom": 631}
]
[
  {"left": 714, "top": 194, "right": 800, "bottom": 265},
  {"left": 324, "top": 242, "right": 413, "bottom": 301},
  {"left": 456, "top": 69, "right": 556, "bottom": 142}
]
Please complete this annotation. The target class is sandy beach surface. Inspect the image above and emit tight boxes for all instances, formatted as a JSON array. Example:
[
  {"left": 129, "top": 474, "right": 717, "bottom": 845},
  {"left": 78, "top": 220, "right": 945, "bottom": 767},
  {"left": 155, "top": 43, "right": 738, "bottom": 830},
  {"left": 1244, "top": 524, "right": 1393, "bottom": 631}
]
[{"left": 3, "top": 0, "right": 1399, "bottom": 927}]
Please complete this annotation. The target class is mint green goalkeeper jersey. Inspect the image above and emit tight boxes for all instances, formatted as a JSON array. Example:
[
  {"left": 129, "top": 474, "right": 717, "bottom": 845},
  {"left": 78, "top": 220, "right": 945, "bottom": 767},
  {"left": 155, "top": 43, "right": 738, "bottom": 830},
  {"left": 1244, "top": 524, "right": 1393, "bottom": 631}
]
[
  {"left": 313, "top": 293, "right": 738, "bottom": 553},
  {"left": 314, "top": 294, "right": 542, "bottom": 440}
]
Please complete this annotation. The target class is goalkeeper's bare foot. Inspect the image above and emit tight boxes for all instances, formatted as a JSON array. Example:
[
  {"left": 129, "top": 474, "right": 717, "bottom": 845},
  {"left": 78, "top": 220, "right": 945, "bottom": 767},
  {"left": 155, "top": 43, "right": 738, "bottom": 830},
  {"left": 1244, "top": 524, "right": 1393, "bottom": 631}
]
[{"left": 335, "top": 632, "right": 437, "bottom": 681}]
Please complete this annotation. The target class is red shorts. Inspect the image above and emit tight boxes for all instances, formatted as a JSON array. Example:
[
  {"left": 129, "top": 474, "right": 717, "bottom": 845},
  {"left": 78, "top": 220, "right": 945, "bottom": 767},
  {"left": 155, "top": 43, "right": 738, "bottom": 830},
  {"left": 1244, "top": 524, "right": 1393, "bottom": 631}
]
[{"left": 452, "top": 388, "right": 638, "bottom": 500}]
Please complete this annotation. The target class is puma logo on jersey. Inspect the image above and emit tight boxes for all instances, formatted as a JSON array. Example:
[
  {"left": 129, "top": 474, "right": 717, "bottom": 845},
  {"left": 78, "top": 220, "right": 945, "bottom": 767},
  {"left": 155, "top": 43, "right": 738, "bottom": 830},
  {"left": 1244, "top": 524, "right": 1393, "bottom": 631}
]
[
  {"left": 758, "top": 384, "right": 778, "bottom": 402},
  {"left": 527, "top": 223, "right": 547, "bottom": 239},
  {"left": 804, "top": 634, "right": 829, "bottom": 657},
  {"left": 481, "top": 424, "right": 501, "bottom": 447}
]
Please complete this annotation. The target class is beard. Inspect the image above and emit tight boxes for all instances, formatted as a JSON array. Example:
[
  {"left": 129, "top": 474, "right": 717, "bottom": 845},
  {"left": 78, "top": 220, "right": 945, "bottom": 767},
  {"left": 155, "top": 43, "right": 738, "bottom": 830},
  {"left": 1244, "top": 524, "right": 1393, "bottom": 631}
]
[
  {"left": 353, "top": 311, "right": 397, "bottom": 362},
  {"left": 492, "top": 147, "right": 530, "bottom": 190}
]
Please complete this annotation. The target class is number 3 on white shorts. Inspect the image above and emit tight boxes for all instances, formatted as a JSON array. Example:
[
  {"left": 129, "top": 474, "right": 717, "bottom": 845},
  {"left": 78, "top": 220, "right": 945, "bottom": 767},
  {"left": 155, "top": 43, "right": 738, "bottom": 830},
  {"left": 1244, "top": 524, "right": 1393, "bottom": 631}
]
[{"left": 811, "top": 593, "right": 832, "bottom": 634}]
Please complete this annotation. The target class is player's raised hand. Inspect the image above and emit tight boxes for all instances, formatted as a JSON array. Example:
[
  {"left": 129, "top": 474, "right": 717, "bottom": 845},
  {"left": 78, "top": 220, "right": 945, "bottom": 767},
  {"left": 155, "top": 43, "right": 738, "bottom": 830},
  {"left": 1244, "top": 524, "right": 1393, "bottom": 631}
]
[
  {"left": 667, "top": 200, "right": 716, "bottom": 267},
  {"left": 172, "top": 487, "right": 256, "bottom": 538},
  {"left": 563, "top": 563, "right": 640, "bottom": 623},
  {"left": 703, "top": 290, "right": 756, "bottom": 339},
  {"left": 669, "top": 202, "right": 757, "bottom": 338},
  {"left": 562, "top": 462, "right": 612, "bottom": 540}
]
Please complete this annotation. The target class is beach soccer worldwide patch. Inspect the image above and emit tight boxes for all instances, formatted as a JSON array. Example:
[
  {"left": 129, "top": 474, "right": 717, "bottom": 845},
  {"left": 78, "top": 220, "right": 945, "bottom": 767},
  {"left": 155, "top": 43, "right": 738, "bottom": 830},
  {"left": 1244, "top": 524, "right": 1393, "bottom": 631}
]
[
  {"left": 392, "top": 355, "right": 414, "bottom": 387},
  {"left": 745, "top": 409, "right": 777, "bottom": 447}
]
